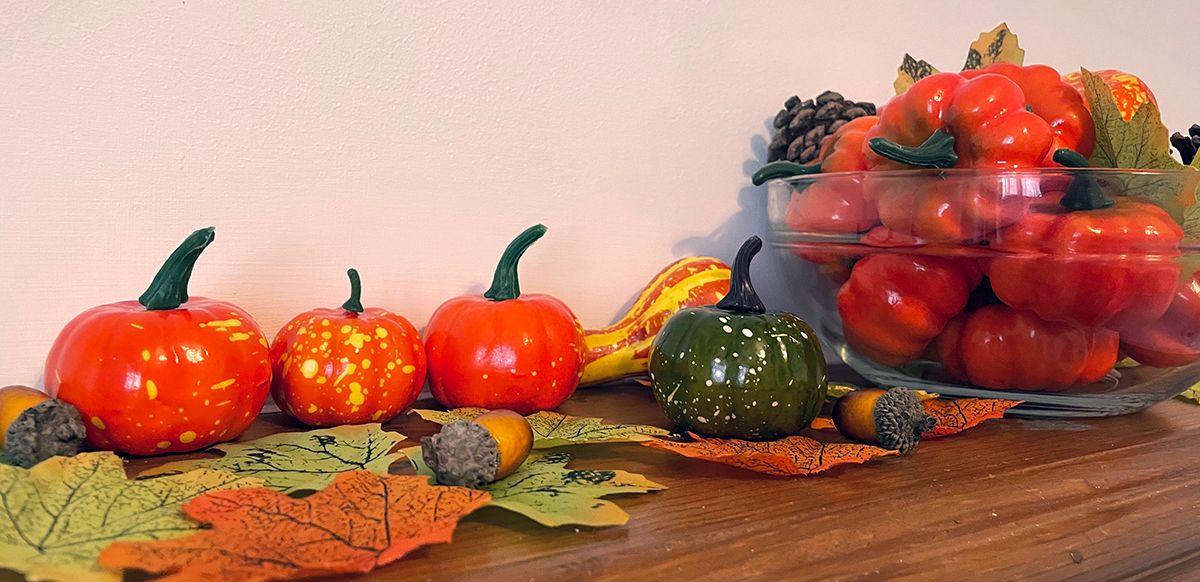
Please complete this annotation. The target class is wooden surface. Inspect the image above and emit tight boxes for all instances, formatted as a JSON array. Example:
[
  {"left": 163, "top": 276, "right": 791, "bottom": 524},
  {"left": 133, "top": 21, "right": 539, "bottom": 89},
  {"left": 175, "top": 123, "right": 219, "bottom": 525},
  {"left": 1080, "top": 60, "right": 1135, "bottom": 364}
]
[{"left": 113, "top": 379, "right": 1200, "bottom": 581}]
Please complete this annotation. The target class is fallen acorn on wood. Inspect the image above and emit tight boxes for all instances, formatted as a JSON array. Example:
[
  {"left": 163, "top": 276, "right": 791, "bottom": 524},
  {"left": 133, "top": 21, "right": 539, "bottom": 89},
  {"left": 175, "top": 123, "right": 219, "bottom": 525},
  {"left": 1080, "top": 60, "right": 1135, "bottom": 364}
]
[
  {"left": 421, "top": 409, "right": 534, "bottom": 487},
  {"left": 831, "top": 387, "right": 936, "bottom": 454},
  {"left": 0, "top": 384, "right": 87, "bottom": 468}
]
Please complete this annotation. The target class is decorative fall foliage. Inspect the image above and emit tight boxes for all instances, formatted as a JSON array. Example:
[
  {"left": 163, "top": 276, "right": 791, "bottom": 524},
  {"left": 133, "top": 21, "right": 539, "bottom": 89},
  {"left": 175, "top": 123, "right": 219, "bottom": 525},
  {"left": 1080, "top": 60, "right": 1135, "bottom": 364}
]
[
  {"left": 0, "top": 452, "right": 262, "bottom": 582},
  {"left": 99, "top": 471, "right": 490, "bottom": 582},
  {"left": 412, "top": 408, "right": 669, "bottom": 448},
  {"left": 139, "top": 424, "right": 407, "bottom": 493},
  {"left": 409, "top": 449, "right": 666, "bottom": 527},
  {"left": 922, "top": 398, "right": 1023, "bottom": 437},
  {"left": 641, "top": 432, "right": 897, "bottom": 477}
]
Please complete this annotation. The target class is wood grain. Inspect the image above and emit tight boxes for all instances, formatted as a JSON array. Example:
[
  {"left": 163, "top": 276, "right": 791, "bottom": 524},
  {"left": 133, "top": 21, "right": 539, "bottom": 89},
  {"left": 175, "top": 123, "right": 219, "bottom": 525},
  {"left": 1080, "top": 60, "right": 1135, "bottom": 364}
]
[{"left": 33, "top": 374, "right": 1200, "bottom": 581}]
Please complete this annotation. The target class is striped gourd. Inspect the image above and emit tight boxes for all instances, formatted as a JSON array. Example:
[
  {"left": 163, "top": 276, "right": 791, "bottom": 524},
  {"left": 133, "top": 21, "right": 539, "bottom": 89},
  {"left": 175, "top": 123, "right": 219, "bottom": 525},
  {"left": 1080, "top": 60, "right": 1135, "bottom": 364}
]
[{"left": 580, "top": 257, "right": 730, "bottom": 386}]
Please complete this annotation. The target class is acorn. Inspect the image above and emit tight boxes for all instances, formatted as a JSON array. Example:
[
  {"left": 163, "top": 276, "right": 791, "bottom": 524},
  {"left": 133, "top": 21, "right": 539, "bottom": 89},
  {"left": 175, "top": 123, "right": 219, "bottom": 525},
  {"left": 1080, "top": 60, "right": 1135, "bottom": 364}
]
[
  {"left": 0, "top": 385, "right": 88, "bottom": 468},
  {"left": 420, "top": 409, "right": 534, "bottom": 487},
  {"left": 831, "top": 387, "right": 936, "bottom": 454}
]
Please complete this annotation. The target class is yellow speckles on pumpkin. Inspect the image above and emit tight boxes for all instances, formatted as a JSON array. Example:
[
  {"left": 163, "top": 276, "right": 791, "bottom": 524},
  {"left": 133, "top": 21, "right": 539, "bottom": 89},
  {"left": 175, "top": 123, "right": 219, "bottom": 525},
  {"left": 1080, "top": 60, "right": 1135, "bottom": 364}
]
[
  {"left": 316, "top": 377, "right": 327, "bottom": 384},
  {"left": 300, "top": 359, "right": 320, "bottom": 379},
  {"left": 179, "top": 431, "right": 196, "bottom": 444},
  {"left": 211, "top": 378, "right": 236, "bottom": 391},
  {"left": 129, "top": 323, "right": 145, "bottom": 330},
  {"left": 387, "top": 362, "right": 396, "bottom": 371},
  {"left": 308, "top": 403, "right": 318, "bottom": 413},
  {"left": 298, "top": 326, "right": 308, "bottom": 335},
  {"left": 379, "top": 342, "right": 389, "bottom": 349},
  {"left": 156, "top": 441, "right": 171, "bottom": 449},
  {"left": 145, "top": 380, "right": 158, "bottom": 400},
  {"left": 90, "top": 416, "right": 106, "bottom": 430},
  {"left": 347, "top": 382, "right": 365, "bottom": 406},
  {"left": 203, "top": 400, "right": 210, "bottom": 406},
  {"left": 321, "top": 331, "right": 332, "bottom": 340},
  {"left": 259, "top": 337, "right": 269, "bottom": 347},
  {"left": 375, "top": 327, "right": 389, "bottom": 339},
  {"left": 340, "top": 324, "right": 352, "bottom": 333},
  {"left": 371, "top": 410, "right": 384, "bottom": 421},
  {"left": 361, "top": 358, "right": 371, "bottom": 369},
  {"left": 216, "top": 400, "right": 231, "bottom": 407},
  {"left": 204, "top": 319, "right": 242, "bottom": 329},
  {"left": 345, "top": 331, "right": 372, "bottom": 350},
  {"left": 229, "top": 332, "right": 252, "bottom": 342},
  {"left": 334, "top": 363, "right": 358, "bottom": 386},
  {"left": 141, "top": 349, "right": 151, "bottom": 361},
  {"left": 481, "top": 372, "right": 488, "bottom": 379},
  {"left": 321, "top": 319, "right": 330, "bottom": 326},
  {"left": 403, "top": 365, "right": 416, "bottom": 374}
]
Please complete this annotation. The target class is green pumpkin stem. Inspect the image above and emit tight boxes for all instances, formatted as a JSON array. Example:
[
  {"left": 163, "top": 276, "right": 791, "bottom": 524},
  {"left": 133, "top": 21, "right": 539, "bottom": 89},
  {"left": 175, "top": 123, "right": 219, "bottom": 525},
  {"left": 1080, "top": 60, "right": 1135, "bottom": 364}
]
[
  {"left": 751, "top": 161, "right": 821, "bottom": 186},
  {"left": 715, "top": 236, "right": 766, "bottom": 314},
  {"left": 484, "top": 224, "right": 547, "bottom": 301},
  {"left": 342, "top": 268, "right": 364, "bottom": 314},
  {"left": 868, "top": 130, "right": 959, "bottom": 169},
  {"left": 138, "top": 227, "right": 216, "bottom": 311},
  {"left": 1053, "top": 148, "right": 1115, "bottom": 211}
]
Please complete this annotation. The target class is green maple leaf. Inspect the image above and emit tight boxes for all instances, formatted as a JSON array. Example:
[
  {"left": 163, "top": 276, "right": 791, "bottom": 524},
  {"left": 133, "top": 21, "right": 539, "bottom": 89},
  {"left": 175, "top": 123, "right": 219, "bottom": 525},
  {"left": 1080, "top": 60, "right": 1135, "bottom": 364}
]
[
  {"left": 138, "top": 424, "right": 406, "bottom": 493},
  {"left": 1081, "top": 68, "right": 1182, "bottom": 170},
  {"left": 408, "top": 449, "right": 665, "bottom": 527},
  {"left": 1179, "top": 382, "right": 1200, "bottom": 404},
  {"left": 412, "top": 408, "right": 669, "bottom": 448},
  {"left": 0, "top": 452, "right": 261, "bottom": 582}
]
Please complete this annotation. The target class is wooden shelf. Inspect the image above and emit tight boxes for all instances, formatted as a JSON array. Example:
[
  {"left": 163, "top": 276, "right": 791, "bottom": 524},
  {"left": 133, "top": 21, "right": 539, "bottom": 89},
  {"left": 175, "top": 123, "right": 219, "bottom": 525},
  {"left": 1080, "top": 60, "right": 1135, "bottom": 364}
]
[{"left": 114, "top": 378, "right": 1200, "bottom": 581}]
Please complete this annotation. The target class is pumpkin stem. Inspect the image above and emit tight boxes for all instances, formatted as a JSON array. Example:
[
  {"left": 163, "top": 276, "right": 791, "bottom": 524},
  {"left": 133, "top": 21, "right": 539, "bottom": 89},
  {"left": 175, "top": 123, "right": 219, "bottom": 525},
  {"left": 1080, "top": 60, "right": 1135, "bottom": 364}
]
[
  {"left": 715, "top": 236, "right": 766, "bottom": 314},
  {"left": 342, "top": 268, "right": 364, "bottom": 314},
  {"left": 751, "top": 160, "right": 821, "bottom": 186},
  {"left": 484, "top": 224, "right": 547, "bottom": 302},
  {"left": 138, "top": 227, "right": 215, "bottom": 311},
  {"left": 868, "top": 130, "right": 959, "bottom": 169},
  {"left": 1053, "top": 148, "right": 1115, "bottom": 211}
]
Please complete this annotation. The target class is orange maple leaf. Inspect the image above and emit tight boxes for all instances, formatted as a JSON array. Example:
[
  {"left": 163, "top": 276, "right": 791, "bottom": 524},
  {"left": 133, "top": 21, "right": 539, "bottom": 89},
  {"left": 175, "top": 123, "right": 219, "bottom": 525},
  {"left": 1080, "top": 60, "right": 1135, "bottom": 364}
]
[
  {"left": 98, "top": 471, "right": 490, "bottom": 582},
  {"left": 922, "top": 398, "right": 1022, "bottom": 438},
  {"left": 641, "top": 432, "right": 896, "bottom": 476}
]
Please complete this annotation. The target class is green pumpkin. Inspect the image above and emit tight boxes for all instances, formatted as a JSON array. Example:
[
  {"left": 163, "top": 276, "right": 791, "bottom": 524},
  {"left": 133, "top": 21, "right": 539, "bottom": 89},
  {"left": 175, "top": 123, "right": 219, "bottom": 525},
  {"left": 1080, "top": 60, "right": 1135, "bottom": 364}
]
[{"left": 648, "top": 236, "right": 827, "bottom": 439}]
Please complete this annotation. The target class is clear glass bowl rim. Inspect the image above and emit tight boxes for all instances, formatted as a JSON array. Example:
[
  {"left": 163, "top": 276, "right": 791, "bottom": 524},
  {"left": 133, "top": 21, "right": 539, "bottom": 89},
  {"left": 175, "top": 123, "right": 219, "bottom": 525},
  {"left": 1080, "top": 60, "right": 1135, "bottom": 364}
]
[{"left": 764, "top": 166, "right": 1198, "bottom": 186}]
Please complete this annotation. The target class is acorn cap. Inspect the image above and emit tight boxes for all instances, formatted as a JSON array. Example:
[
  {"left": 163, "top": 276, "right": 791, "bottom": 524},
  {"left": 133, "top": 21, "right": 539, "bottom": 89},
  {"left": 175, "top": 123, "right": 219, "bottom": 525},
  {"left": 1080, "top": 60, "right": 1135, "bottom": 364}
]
[
  {"left": 420, "top": 420, "right": 500, "bottom": 488},
  {"left": 5, "top": 399, "right": 88, "bottom": 468},
  {"left": 874, "top": 388, "right": 937, "bottom": 454}
]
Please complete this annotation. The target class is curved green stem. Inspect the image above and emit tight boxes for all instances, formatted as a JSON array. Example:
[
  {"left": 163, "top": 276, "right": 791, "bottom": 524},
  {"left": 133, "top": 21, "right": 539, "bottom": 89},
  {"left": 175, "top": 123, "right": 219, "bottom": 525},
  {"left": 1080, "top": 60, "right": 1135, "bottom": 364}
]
[
  {"left": 715, "top": 236, "right": 766, "bottom": 314},
  {"left": 868, "top": 130, "right": 959, "bottom": 169},
  {"left": 342, "top": 268, "right": 364, "bottom": 314},
  {"left": 751, "top": 161, "right": 821, "bottom": 186},
  {"left": 1053, "top": 148, "right": 1114, "bottom": 211},
  {"left": 484, "top": 224, "right": 547, "bottom": 301},
  {"left": 138, "top": 227, "right": 215, "bottom": 311}
]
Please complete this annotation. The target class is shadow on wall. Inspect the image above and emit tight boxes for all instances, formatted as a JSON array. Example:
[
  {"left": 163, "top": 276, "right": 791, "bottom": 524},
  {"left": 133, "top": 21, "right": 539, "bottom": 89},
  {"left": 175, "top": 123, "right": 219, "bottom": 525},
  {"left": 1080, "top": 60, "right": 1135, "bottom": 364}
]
[{"left": 673, "top": 118, "right": 841, "bottom": 362}]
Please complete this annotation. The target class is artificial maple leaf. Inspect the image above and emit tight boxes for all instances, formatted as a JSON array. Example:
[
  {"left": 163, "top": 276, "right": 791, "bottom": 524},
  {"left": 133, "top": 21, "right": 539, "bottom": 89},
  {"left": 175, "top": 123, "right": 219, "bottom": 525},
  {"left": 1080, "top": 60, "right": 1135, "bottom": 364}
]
[
  {"left": 409, "top": 449, "right": 665, "bottom": 527},
  {"left": 412, "top": 408, "right": 669, "bottom": 448},
  {"left": 641, "top": 432, "right": 896, "bottom": 477},
  {"left": 1179, "top": 382, "right": 1200, "bottom": 404},
  {"left": 139, "top": 423, "right": 406, "bottom": 493},
  {"left": 0, "top": 452, "right": 262, "bottom": 582},
  {"left": 962, "top": 23, "right": 1024, "bottom": 70},
  {"left": 922, "top": 398, "right": 1022, "bottom": 437},
  {"left": 99, "top": 471, "right": 489, "bottom": 582}
]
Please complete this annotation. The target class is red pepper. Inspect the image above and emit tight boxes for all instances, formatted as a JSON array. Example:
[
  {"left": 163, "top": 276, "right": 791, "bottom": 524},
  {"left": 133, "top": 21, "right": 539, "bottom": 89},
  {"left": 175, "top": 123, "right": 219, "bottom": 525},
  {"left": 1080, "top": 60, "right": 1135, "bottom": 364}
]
[
  {"left": 1118, "top": 273, "right": 1200, "bottom": 367},
  {"left": 862, "top": 71, "right": 1070, "bottom": 242},
  {"left": 937, "top": 304, "right": 1118, "bottom": 391},
  {"left": 961, "top": 63, "right": 1095, "bottom": 161},
  {"left": 837, "top": 253, "right": 981, "bottom": 366},
  {"left": 987, "top": 152, "right": 1183, "bottom": 328}
]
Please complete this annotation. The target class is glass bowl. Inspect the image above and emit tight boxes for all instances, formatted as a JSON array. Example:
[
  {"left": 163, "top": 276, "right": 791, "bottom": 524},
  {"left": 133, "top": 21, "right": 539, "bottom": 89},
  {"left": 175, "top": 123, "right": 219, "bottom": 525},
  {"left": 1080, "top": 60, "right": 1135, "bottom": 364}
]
[{"left": 765, "top": 167, "right": 1200, "bottom": 417}]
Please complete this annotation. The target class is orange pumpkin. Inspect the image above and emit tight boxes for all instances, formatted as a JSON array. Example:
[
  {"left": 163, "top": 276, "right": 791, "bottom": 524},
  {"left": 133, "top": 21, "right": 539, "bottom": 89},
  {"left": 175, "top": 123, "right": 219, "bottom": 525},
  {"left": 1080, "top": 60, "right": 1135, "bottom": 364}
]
[
  {"left": 1063, "top": 69, "right": 1157, "bottom": 122},
  {"left": 270, "top": 269, "right": 426, "bottom": 426}
]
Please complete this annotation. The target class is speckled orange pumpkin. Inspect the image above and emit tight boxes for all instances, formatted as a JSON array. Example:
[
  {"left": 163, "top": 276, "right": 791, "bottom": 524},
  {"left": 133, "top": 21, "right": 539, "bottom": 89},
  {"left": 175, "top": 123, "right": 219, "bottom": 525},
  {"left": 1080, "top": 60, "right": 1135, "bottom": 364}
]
[{"left": 270, "top": 269, "right": 426, "bottom": 426}]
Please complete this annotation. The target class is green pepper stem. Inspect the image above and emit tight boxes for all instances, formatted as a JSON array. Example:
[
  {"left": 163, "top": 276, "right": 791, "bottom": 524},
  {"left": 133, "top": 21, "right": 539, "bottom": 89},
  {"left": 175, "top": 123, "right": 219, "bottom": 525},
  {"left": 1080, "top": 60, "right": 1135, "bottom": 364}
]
[
  {"left": 1053, "top": 148, "right": 1115, "bottom": 211},
  {"left": 484, "top": 224, "right": 547, "bottom": 301},
  {"left": 868, "top": 130, "right": 959, "bottom": 169},
  {"left": 751, "top": 161, "right": 821, "bottom": 186},
  {"left": 715, "top": 236, "right": 766, "bottom": 314},
  {"left": 138, "top": 227, "right": 216, "bottom": 311},
  {"left": 342, "top": 268, "right": 364, "bottom": 314}
]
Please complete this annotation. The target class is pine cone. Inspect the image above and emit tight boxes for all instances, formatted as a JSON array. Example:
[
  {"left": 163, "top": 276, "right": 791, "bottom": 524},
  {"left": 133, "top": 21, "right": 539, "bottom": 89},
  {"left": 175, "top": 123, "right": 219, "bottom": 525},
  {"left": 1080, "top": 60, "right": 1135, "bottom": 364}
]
[
  {"left": 767, "top": 91, "right": 877, "bottom": 164},
  {"left": 1171, "top": 124, "right": 1200, "bottom": 166}
]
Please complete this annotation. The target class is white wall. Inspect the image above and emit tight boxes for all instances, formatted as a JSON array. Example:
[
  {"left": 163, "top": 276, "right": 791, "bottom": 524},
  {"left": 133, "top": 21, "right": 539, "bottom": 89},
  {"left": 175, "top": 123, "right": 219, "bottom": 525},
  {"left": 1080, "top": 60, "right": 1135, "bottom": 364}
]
[{"left": 2, "top": 1, "right": 1196, "bottom": 385}]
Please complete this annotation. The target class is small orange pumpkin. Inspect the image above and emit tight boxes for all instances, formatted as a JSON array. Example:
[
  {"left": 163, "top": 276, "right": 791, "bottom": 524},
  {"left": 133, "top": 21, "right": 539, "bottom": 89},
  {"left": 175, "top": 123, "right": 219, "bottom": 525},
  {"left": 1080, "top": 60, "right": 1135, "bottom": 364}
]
[{"left": 270, "top": 269, "right": 426, "bottom": 426}]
